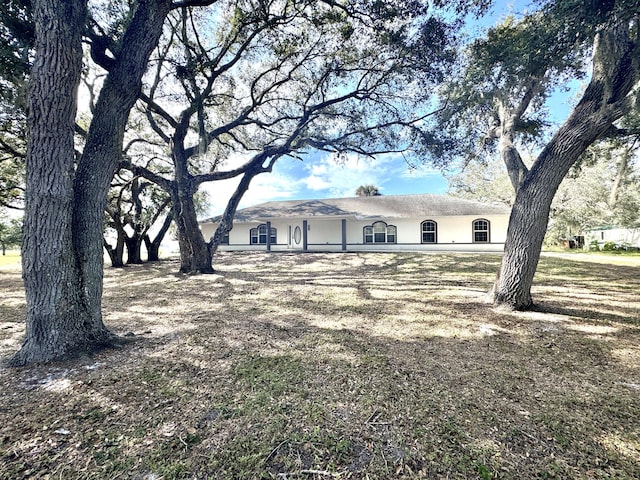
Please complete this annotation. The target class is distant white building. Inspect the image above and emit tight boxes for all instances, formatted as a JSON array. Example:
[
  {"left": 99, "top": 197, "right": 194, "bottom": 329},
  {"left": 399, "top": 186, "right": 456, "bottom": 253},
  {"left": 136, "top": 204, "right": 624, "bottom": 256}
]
[
  {"left": 585, "top": 226, "right": 640, "bottom": 249},
  {"left": 199, "top": 194, "right": 510, "bottom": 252}
]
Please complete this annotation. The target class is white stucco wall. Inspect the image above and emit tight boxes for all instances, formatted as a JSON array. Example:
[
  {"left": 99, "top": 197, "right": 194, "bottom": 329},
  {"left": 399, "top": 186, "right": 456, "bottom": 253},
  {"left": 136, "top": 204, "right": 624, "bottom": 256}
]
[
  {"left": 200, "top": 222, "right": 215, "bottom": 242},
  {"left": 585, "top": 227, "right": 640, "bottom": 248},
  {"left": 306, "top": 219, "right": 341, "bottom": 245},
  {"left": 200, "top": 213, "right": 509, "bottom": 252}
]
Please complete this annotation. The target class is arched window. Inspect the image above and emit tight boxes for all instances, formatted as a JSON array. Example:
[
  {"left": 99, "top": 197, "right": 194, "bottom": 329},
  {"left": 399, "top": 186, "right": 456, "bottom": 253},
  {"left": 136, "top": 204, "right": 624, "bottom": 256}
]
[
  {"left": 421, "top": 220, "right": 437, "bottom": 243},
  {"left": 364, "top": 221, "right": 397, "bottom": 244},
  {"left": 473, "top": 219, "right": 490, "bottom": 243},
  {"left": 250, "top": 224, "right": 277, "bottom": 244}
]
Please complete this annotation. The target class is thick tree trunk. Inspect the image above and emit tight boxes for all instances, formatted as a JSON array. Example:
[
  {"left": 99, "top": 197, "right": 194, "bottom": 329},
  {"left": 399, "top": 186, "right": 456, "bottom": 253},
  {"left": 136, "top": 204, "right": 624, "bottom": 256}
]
[
  {"left": 125, "top": 235, "right": 145, "bottom": 264},
  {"left": 10, "top": 0, "right": 102, "bottom": 366},
  {"left": 172, "top": 185, "right": 213, "bottom": 274},
  {"left": 491, "top": 165, "right": 559, "bottom": 309},
  {"left": 493, "top": 27, "right": 639, "bottom": 310},
  {"left": 145, "top": 211, "right": 173, "bottom": 262},
  {"left": 104, "top": 236, "right": 125, "bottom": 268},
  {"left": 73, "top": 0, "right": 172, "bottom": 324},
  {"left": 145, "top": 241, "right": 161, "bottom": 262},
  {"left": 170, "top": 129, "right": 213, "bottom": 273},
  {"left": 11, "top": 0, "right": 173, "bottom": 365}
]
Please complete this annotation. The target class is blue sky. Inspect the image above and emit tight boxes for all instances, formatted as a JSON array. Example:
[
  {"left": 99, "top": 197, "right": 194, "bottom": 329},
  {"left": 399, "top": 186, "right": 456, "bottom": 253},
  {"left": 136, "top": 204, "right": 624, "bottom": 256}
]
[
  {"left": 201, "top": 1, "right": 578, "bottom": 218},
  {"left": 201, "top": 152, "right": 449, "bottom": 217}
]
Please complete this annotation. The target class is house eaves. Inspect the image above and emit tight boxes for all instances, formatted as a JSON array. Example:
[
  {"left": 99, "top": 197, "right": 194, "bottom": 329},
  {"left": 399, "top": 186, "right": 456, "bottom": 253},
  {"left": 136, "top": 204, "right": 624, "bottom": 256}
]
[{"left": 200, "top": 193, "right": 511, "bottom": 224}]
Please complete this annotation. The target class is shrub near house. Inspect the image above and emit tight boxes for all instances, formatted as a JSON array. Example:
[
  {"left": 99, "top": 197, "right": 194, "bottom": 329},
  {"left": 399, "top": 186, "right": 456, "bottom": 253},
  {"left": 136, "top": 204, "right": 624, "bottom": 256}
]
[{"left": 586, "top": 226, "right": 640, "bottom": 251}]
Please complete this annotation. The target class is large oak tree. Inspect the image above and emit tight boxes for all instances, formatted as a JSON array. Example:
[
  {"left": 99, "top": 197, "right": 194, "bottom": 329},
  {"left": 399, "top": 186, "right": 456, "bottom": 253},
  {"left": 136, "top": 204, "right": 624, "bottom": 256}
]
[
  {"left": 7, "top": 0, "right": 487, "bottom": 364},
  {"left": 129, "top": 0, "right": 472, "bottom": 273},
  {"left": 10, "top": 0, "right": 209, "bottom": 366},
  {"left": 437, "top": 0, "right": 640, "bottom": 309},
  {"left": 104, "top": 172, "right": 172, "bottom": 267}
]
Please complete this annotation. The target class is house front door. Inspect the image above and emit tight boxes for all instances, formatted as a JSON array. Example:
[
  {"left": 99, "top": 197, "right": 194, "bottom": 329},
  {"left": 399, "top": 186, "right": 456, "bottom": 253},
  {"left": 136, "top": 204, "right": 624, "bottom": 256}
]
[{"left": 288, "top": 224, "right": 303, "bottom": 250}]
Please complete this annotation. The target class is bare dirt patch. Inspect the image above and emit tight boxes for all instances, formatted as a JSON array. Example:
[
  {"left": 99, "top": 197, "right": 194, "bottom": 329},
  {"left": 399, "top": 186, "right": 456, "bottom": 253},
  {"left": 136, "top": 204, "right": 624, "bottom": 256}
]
[{"left": 1, "top": 252, "right": 639, "bottom": 479}]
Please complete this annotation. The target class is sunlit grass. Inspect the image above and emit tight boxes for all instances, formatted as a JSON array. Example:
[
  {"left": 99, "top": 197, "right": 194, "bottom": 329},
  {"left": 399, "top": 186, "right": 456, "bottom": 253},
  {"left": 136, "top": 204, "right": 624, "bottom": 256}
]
[
  {"left": 0, "top": 251, "right": 639, "bottom": 479},
  {"left": 0, "top": 251, "right": 20, "bottom": 268}
]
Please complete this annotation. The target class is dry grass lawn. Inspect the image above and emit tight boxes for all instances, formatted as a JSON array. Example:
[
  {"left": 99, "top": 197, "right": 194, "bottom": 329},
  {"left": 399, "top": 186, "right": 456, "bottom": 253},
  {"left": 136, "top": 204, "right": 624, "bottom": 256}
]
[{"left": 0, "top": 251, "right": 639, "bottom": 479}]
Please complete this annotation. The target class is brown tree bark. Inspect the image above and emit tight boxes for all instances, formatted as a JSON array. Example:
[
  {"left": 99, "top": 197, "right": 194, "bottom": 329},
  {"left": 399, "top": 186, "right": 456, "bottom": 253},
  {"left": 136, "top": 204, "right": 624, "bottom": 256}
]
[
  {"left": 171, "top": 180, "right": 214, "bottom": 274},
  {"left": 73, "top": 0, "right": 173, "bottom": 322},
  {"left": 11, "top": 0, "right": 173, "bottom": 365},
  {"left": 493, "top": 26, "right": 640, "bottom": 309},
  {"left": 145, "top": 211, "right": 173, "bottom": 262},
  {"left": 11, "top": 0, "right": 101, "bottom": 366},
  {"left": 165, "top": 109, "right": 215, "bottom": 274},
  {"left": 104, "top": 235, "right": 126, "bottom": 268}
]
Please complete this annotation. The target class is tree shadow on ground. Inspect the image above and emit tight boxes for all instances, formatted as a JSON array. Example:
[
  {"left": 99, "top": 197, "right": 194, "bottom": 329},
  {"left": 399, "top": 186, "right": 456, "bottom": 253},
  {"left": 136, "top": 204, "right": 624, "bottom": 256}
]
[{"left": 0, "top": 252, "right": 638, "bottom": 479}]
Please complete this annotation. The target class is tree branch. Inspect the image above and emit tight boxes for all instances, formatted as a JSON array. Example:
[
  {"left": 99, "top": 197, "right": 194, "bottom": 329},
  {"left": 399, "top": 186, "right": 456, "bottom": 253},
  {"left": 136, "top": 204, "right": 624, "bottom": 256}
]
[{"left": 171, "top": 0, "right": 218, "bottom": 9}]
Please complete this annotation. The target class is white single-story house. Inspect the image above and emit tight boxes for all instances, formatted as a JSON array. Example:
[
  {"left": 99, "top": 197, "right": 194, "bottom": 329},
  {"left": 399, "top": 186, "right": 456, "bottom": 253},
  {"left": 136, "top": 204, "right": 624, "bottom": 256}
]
[
  {"left": 199, "top": 193, "right": 511, "bottom": 252},
  {"left": 585, "top": 225, "right": 640, "bottom": 249}
]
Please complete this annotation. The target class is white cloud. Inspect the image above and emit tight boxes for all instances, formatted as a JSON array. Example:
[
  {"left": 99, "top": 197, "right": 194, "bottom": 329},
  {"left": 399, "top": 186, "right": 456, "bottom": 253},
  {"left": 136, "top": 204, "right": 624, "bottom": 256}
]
[
  {"left": 199, "top": 150, "right": 447, "bottom": 219},
  {"left": 304, "top": 175, "right": 332, "bottom": 191},
  {"left": 298, "top": 152, "right": 406, "bottom": 197},
  {"left": 242, "top": 170, "right": 300, "bottom": 204},
  {"left": 310, "top": 163, "right": 328, "bottom": 175},
  {"left": 200, "top": 165, "right": 301, "bottom": 217}
]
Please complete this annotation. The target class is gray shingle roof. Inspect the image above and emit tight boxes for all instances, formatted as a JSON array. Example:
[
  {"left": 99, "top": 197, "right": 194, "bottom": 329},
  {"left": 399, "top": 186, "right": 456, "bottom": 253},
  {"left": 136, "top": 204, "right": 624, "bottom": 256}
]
[{"left": 201, "top": 194, "right": 510, "bottom": 223}]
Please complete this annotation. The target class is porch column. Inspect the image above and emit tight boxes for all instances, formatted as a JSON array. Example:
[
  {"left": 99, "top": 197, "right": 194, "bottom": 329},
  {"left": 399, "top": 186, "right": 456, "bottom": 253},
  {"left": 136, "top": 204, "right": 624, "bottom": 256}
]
[
  {"left": 266, "top": 221, "right": 271, "bottom": 252},
  {"left": 341, "top": 219, "right": 347, "bottom": 251},
  {"left": 303, "top": 220, "right": 308, "bottom": 252}
]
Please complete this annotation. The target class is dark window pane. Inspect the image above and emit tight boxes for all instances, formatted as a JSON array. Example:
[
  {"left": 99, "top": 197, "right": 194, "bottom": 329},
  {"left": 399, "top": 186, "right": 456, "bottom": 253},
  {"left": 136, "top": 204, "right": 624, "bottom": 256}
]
[
  {"left": 423, "top": 232, "right": 435, "bottom": 243},
  {"left": 475, "top": 231, "right": 488, "bottom": 243}
]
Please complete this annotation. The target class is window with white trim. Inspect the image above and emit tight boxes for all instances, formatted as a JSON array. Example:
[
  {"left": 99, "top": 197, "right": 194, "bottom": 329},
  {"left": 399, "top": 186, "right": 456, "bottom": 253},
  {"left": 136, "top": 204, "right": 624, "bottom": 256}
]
[
  {"left": 421, "top": 220, "right": 437, "bottom": 243},
  {"left": 364, "top": 221, "right": 397, "bottom": 244},
  {"left": 473, "top": 219, "right": 490, "bottom": 243},
  {"left": 250, "top": 224, "right": 277, "bottom": 244}
]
